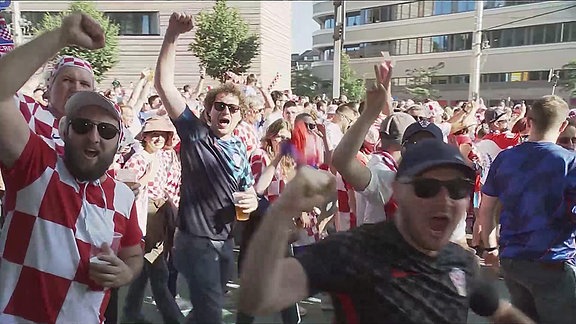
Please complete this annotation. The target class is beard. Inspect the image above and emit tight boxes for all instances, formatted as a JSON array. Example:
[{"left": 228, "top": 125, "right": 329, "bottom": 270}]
[{"left": 63, "top": 140, "right": 116, "bottom": 182}]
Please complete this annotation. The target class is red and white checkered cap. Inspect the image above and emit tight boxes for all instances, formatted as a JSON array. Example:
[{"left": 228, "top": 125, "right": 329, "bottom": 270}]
[{"left": 48, "top": 55, "right": 95, "bottom": 86}]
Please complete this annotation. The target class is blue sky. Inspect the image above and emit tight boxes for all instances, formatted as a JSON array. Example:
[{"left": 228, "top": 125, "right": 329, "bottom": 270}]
[{"left": 291, "top": 1, "right": 318, "bottom": 54}]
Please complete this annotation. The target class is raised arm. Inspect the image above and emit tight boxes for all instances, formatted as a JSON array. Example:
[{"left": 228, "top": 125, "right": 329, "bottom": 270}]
[
  {"left": 190, "top": 66, "right": 206, "bottom": 99},
  {"left": 154, "top": 12, "right": 194, "bottom": 120},
  {"left": 238, "top": 167, "right": 336, "bottom": 315},
  {"left": 332, "top": 62, "right": 392, "bottom": 191},
  {"left": 0, "top": 13, "right": 104, "bottom": 167}
]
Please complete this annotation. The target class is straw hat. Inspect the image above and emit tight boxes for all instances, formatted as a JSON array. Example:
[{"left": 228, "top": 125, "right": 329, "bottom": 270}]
[{"left": 136, "top": 117, "right": 176, "bottom": 147}]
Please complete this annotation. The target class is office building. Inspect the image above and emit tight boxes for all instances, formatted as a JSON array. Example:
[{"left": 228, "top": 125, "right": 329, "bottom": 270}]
[
  {"left": 311, "top": 0, "right": 576, "bottom": 106},
  {"left": 1, "top": 1, "right": 292, "bottom": 90}
]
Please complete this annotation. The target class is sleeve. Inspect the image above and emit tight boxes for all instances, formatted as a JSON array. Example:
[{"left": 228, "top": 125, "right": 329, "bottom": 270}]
[
  {"left": 359, "top": 163, "right": 395, "bottom": 205},
  {"left": 123, "top": 153, "right": 148, "bottom": 180},
  {"left": 2, "top": 130, "right": 58, "bottom": 192},
  {"left": 171, "top": 106, "right": 209, "bottom": 142},
  {"left": 294, "top": 233, "right": 359, "bottom": 293},
  {"left": 250, "top": 151, "right": 268, "bottom": 184},
  {"left": 120, "top": 202, "right": 144, "bottom": 248},
  {"left": 481, "top": 152, "right": 503, "bottom": 197}
]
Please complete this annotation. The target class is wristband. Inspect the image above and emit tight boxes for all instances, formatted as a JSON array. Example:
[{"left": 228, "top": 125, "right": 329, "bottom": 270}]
[{"left": 484, "top": 247, "right": 498, "bottom": 252}]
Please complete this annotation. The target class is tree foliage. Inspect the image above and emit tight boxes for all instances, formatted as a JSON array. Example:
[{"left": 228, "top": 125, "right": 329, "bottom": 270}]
[
  {"left": 291, "top": 67, "right": 324, "bottom": 98},
  {"left": 563, "top": 60, "right": 576, "bottom": 97},
  {"left": 190, "top": 0, "right": 260, "bottom": 83},
  {"left": 340, "top": 53, "right": 365, "bottom": 101},
  {"left": 34, "top": 1, "right": 119, "bottom": 83},
  {"left": 405, "top": 62, "right": 444, "bottom": 101}
]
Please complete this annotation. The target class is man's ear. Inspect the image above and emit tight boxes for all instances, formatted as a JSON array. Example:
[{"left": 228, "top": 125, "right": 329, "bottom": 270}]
[{"left": 58, "top": 117, "right": 68, "bottom": 138}]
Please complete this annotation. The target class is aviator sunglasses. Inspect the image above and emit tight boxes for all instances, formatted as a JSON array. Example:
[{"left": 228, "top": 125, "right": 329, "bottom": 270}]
[
  {"left": 213, "top": 101, "right": 241, "bottom": 114},
  {"left": 400, "top": 177, "right": 474, "bottom": 200},
  {"left": 69, "top": 118, "right": 120, "bottom": 140}
]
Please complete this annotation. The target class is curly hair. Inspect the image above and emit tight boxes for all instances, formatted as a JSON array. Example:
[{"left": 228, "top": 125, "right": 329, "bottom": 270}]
[{"left": 203, "top": 83, "right": 247, "bottom": 115}]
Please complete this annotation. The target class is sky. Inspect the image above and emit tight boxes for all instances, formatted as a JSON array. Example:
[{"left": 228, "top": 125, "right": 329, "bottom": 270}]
[{"left": 291, "top": 1, "right": 318, "bottom": 54}]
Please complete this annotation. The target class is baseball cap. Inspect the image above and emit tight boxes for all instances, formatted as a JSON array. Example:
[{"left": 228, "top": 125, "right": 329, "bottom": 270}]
[
  {"left": 402, "top": 119, "right": 443, "bottom": 144},
  {"left": 404, "top": 104, "right": 426, "bottom": 118},
  {"left": 379, "top": 112, "right": 415, "bottom": 142},
  {"left": 396, "top": 139, "right": 475, "bottom": 180},
  {"left": 484, "top": 107, "right": 508, "bottom": 124},
  {"left": 65, "top": 91, "right": 123, "bottom": 126}
]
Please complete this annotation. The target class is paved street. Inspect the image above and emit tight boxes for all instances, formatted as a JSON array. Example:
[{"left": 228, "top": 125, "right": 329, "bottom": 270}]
[{"left": 117, "top": 259, "right": 508, "bottom": 324}]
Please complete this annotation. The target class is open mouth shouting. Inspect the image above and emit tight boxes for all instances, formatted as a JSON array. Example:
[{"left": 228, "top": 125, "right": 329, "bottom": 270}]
[
  {"left": 217, "top": 116, "right": 231, "bottom": 128},
  {"left": 83, "top": 148, "right": 100, "bottom": 159}
]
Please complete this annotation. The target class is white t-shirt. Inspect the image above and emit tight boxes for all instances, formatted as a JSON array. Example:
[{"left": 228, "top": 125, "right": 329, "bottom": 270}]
[
  {"left": 325, "top": 122, "right": 343, "bottom": 151},
  {"left": 359, "top": 156, "right": 467, "bottom": 242}
]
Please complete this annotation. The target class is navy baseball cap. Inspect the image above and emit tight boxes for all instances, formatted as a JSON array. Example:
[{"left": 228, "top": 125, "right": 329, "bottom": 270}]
[
  {"left": 396, "top": 139, "right": 476, "bottom": 180},
  {"left": 402, "top": 120, "right": 444, "bottom": 144}
]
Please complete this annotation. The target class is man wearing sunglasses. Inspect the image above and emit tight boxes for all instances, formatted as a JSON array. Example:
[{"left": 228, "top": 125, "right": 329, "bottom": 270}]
[
  {"left": 0, "top": 67, "right": 144, "bottom": 323},
  {"left": 239, "top": 140, "right": 531, "bottom": 323},
  {"left": 155, "top": 12, "right": 259, "bottom": 324}
]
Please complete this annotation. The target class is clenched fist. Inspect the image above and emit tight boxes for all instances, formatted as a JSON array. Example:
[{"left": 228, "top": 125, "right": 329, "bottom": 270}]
[
  {"left": 60, "top": 13, "right": 105, "bottom": 50},
  {"left": 167, "top": 12, "right": 194, "bottom": 35},
  {"left": 276, "top": 166, "right": 336, "bottom": 216}
]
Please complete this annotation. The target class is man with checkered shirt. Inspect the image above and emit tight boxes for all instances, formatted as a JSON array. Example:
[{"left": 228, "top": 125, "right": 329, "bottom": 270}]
[{"left": 0, "top": 13, "right": 143, "bottom": 323}]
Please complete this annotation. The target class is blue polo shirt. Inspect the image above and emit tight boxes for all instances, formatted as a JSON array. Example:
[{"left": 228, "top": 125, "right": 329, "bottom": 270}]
[
  {"left": 172, "top": 108, "right": 254, "bottom": 240},
  {"left": 482, "top": 141, "right": 576, "bottom": 262}
]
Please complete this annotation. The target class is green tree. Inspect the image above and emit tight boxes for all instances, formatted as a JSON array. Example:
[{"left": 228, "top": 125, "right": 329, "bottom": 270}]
[
  {"left": 404, "top": 62, "right": 444, "bottom": 101},
  {"left": 34, "top": 1, "right": 119, "bottom": 83},
  {"left": 340, "top": 53, "right": 365, "bottom": 101},
  {"left": 191, "top": 0, "right": 260, "bottom": 83},
  {"left": 563, "top": 60, "right": 576, "bottom": 97},
  {"left": 291, "top": 67, "right": 324, "bottom": 98}
]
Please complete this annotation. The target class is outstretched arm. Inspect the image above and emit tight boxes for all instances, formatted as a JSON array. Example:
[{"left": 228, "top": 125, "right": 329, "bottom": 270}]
[
  {"left": 0, "top": 13, "right": 105, "bottom": 167},
  {"left": 155, "top": 12, "right": 194, "bottom": 120}
]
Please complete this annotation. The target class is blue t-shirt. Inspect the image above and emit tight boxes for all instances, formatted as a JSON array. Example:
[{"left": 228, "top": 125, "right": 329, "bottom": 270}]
[
  {"left": 172, "top": 108, "right": 254, "bottom": 240},
  {"left": 482, "top": 142, "right": 576, "bottom": 262}
]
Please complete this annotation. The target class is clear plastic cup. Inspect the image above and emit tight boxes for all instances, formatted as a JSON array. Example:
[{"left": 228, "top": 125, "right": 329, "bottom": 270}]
[
  {"left": 90, "top": 232, "right": 123, "bottom": 264},
  {"left": 233, "top": 193, "right": 250, "bottom": 221}
]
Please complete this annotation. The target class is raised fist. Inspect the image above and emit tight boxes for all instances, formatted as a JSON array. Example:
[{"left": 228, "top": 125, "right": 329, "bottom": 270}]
[
  {"left": 60, "top": 13, "right": 105, "bottom": 50},
  {"left": 167, "top": 12, "right": 194, "bottom": 35},
  {"left": 276, "top": 166, "right": 336, "bottom": 215}
]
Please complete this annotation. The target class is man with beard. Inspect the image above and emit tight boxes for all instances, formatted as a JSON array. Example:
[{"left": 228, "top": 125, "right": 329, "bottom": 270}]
[
  {"left": 0, "top": 15, "right": 143, "bottom": 323},
  {"left": 239, "top": 139, "right": 531, "bottom": 323}
]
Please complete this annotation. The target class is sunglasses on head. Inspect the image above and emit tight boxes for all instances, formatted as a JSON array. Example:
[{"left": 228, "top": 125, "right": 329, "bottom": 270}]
[
  {"left": 69, "top": 118, "right": 120, "bottom": 140},
  {"left": 213, "top": 101, "right": 241, "bottom": 114},
  {"left": 400, "top": 177, "right": 474, "bottom": 200}
]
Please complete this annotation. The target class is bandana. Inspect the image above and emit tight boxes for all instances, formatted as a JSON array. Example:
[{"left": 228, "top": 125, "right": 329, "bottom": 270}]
[{"left": 48, "top": 55, "right": 94, "bottom": 87}]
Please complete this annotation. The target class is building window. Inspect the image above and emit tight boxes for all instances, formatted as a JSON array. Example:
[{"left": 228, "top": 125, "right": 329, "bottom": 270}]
[
  {"left": 21, "top": 11, "right": 59, "bottom": 33},
  {"left": 433, "top": 0, "right": 452, "bottom": 15},
  {"left": 106, "top": 12, "right": 159, "bottom": 36},
  {"left": 563, "top": 22, "right": 576, "bottom": 42},
  {"left": 346, "top": 12, "right": 361, "bottom": 26},
  {"left": 457, "top": 1, "right": 476, "bottom": 12},
  {"left": 432, "top": 35, "right": 449, "bottom": 52}
]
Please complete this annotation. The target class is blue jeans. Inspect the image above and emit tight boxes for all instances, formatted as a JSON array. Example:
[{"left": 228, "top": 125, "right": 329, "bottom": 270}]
[
  {"left": 172, "top": 231, "right": 235, "bottom": 324},
  {"left": 501, "top": 258, "right": 576, "bottom": 324},
  {"left": 123, "top": 254, "right": 184, "bottom": 323}
]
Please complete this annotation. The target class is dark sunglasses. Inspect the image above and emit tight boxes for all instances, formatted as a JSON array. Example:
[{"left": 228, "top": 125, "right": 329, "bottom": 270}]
[
  {"left": 558, "top": 137, "right": 576, "bottom": 145},
  {"left": 213, "top": 101, "right": 241, "bottom": 114},
  {"left": 306, "top": 123, "right": 316, "bottom": 131},
  {"left": 69, "top": 118, "right": 120, "bottom": 140},
  {"left": 400, "top": 178, "right": 474, "bottom": 200}
]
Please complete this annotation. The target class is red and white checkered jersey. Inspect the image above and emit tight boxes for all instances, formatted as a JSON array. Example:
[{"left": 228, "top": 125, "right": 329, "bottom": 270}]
[
  {"left": 476, "top": 132, "right": 521, "bottom": 184},
  {"left": 0, "top": 133, "right": 142, "bottom": 323},
  {"left": 15, "top": 92, "right": 64, "bottom": 154},
  {"left": 234, "top": 120, "right": 259, "bottom": 158},
  {"left": 249, "top": 148, "right": 285, "bottom": 203},
  {"left": 161, "top": 149, "right": 181, "bottom": 206}
]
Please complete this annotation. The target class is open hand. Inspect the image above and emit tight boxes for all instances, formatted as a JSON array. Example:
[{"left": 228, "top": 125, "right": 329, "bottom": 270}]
[
  {"left": 365, "top": 60, "right": 393, "bottom": 117},
  {"left": 60, "top": 13, "right": 105, "bottom": 50},
  {"left": 89, "top": 243, "right": 133, "bottom": 288},
  {"left": 167, "top": 12, "right": 194, "bottom": 35}
]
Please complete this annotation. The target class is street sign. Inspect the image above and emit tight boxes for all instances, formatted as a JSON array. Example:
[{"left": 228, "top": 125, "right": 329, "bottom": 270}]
[{"left": 0, "top": 1, "right": 11, "bottom": 10}]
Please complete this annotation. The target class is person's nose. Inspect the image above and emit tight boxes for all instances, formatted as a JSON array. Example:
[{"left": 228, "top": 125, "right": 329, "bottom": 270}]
[{"left": 87, "top": 124, "right": 100, "bottom": 143}]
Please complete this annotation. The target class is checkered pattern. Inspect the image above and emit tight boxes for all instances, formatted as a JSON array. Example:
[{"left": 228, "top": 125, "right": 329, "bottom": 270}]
[
  {"left": 161, "top": 149, "right": 181, "bottom": 206},
  {"left": 0, "top": 18, "right": 14, "bottom": 56},
  {"left": 15, "top": 92, "right": 64, "bottom": 154},
  {"left": 249, "top": 149, "right": 284, "bottom": 203},
  {"left": 0, "top": 134, "right": 142, "bottom": 323},
  {"left": 49, "top": 56, "right": 94, "bottom": 86},
  {"left": 233, "top": 120, "right": 259, "bottom": 158}
]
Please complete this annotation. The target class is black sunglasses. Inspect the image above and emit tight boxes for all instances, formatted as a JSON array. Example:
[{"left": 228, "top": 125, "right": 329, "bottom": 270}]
[
  {"left": 69, "top": 118, "right": 120, "bottom": 140},
  {"left": 306, "top": 123, "right": 316, "bottom": 131},
  {"left": 400, "top": 178, "right": 474, "bottom": 200},
  {"left": 213, "top": 101, "right": 241, "bottom": 114}
]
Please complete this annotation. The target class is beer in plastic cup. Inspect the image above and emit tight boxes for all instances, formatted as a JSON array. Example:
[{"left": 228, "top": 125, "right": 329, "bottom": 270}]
[{"left": 233, "top": 192, "right": 250, "bottom": 221}]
